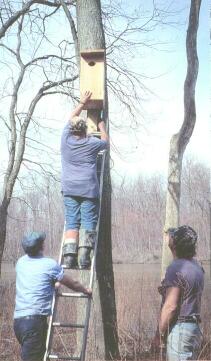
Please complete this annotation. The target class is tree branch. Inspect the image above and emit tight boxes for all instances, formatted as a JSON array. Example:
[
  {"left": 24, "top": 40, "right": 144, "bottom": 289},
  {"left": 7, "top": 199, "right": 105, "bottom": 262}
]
[
  {"left": 0, "top": 0, "right": 75, "bottom": 39},
  {"left": 5, "top": 75, "right": 78, "bottom": 199},
  {"left": 60, "top": 0, "right": 79, "bottom": 68},
  {"left": 178, "top": 0, "right": 201, "bottom": 152},
  {"left": 25, "top": 54, "right": 75, "bottom": 68}
]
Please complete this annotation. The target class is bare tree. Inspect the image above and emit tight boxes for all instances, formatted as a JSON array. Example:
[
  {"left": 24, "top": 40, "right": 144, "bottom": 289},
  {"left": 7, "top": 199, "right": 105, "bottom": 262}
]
[
  {"left": 4, "top": 159, "right": 209, "bottom": 264},
  {"left": 180, "top": 158, "right": 210, "bottom": 259},
  {"left": 0, "top": 2, "right": 79, "bottom": 275},
  {"left": 63, "top": 0, "right": 120, "bottom": 358},
  {"left": 112, "top": 174, "right": 165, "bottom": 263},
  {"left": 0, "top": 0, "right": 178, "bottom": 276},
  {"left": 161, "top": 0, "right": 202, "bottom": 278}
]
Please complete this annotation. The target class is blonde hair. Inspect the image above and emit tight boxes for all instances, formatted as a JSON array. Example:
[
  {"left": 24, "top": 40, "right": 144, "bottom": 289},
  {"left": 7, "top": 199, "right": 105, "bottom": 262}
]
[
  {"left": 70, "top": 116, "right": 87, "bottom": 134},
  {"left": 71, "top": 116, "right": 84, "bottom": 125}
]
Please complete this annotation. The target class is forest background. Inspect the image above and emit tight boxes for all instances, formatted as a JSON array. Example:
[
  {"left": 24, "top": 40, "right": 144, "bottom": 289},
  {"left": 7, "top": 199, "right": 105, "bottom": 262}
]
[{"left": 0, "top": 0, "right": 210, "bottom": 360}]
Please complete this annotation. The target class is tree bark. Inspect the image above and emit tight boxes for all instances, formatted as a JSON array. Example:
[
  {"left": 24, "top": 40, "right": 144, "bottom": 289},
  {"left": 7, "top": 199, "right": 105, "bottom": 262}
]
[
  {"left": 76, "top": 1, "right": 119, "bottom": 359},
  {"left": 0, "top": 198, "right": 9, "bottom": 277},
  {"left": 161, "top": 0, "right": 202, "bottom": 278}
]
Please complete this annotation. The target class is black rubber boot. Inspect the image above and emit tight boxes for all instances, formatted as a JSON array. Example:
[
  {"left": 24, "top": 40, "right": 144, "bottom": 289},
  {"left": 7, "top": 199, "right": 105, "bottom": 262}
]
[
  {"left": 78, "top": 230, "right": 96, "bottom": 270},
  {"left": 63, "top": 243, "right": 78, "bottom": 268},
  {"left": 63, "top": 254, "right": 77, "bottom": 268},
  {"left": 78, "top": 247, "right": 92, "bottom": 269}
]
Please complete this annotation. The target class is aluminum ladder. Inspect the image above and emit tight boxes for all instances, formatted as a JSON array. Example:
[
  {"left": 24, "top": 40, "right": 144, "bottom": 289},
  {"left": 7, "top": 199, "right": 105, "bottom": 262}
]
[{"left": 44, "top": 147, "right": 106, "bottom": 361}]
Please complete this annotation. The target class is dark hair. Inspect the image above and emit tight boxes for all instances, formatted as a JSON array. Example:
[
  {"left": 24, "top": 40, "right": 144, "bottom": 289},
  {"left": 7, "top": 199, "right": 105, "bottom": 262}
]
[
  {"left": 170, "top": 225, "right": 197, "bottom": 259},
  {"left": 26, "top": 240, "right": 44, "bottom": 256},
  {"left": 166, "top": 227, "right": 176, "bottom": 236},
  {"left": 70, "top": 118, "right": 87, "bottom": 135}
]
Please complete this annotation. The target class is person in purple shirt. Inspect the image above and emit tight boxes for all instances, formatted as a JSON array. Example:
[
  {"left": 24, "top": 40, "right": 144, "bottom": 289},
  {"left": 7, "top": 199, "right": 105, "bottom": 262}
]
[
  {"left": 61, "top": 91, "right": 109, "bottom": 269},
  {"left": 151, "top": 225, "right": 204, "bottom": 360}
]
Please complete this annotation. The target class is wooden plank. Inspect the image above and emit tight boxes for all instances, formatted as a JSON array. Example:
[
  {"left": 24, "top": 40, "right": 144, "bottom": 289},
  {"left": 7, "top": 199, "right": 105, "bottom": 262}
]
[{"left": 80, "top": 49, "right": 105, "bottom": 57}]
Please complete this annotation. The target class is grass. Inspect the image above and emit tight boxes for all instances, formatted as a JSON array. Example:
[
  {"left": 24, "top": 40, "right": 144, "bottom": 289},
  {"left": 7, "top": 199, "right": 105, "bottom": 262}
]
[{"left": 1, "top": 263, "right": 211, "bottom": 360}]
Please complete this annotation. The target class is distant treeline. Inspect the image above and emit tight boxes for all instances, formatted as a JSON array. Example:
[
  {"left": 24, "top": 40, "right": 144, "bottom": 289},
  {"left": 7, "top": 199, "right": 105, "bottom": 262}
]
[{"left": 4, "top": 158, "right": 210, "bottom": 263}]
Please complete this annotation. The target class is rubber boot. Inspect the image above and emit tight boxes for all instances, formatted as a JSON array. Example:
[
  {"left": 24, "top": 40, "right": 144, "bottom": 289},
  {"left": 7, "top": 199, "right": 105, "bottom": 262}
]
[
  {"left": 78, "top": 230, "right": 96, "bottom": 270},
  {"left": 63, "top": 241, "right": 78, "bottom": 268}
]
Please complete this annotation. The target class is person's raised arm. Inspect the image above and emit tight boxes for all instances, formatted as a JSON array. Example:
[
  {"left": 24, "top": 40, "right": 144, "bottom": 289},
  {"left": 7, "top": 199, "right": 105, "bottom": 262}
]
[
  {"left": 98, "top": 120, "right": 109, "bottom": 142},
  {"left": 69, "top": 91, "right": 92, "bottom": 121},
  {"left": 60, "top": 274, "right": 92, "bottom": 296}
]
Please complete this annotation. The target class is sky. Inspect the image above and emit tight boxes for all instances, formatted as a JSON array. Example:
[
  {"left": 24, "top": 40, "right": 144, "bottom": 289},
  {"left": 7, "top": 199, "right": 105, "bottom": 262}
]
[
  {"left": 0, "top": 0, "right": 210, "bottom": 188},
  {"left": 108, "top": 0, "right": 210, "bottom": 180}
]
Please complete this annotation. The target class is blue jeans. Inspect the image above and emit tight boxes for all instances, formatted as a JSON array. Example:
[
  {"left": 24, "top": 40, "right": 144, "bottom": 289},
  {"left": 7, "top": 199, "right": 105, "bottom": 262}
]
[
  {"left": 64, "top": 195, "right": 99, "bottom": 230},
  {"left": 167, "top": 323, "right": 203, "bottom": 361},
  {"left": 14, "top": 316, "right": 48, "bottom": 361}
]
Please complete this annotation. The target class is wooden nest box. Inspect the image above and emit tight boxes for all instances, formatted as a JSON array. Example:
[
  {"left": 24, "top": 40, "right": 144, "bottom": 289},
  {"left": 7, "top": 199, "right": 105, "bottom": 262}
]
[{"left": 80, "top": 49, "right": 105, "bottom": 110}]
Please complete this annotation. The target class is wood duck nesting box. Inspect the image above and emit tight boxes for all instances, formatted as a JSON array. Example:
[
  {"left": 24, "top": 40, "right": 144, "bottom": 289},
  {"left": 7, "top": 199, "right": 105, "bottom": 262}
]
[{"left": 80, "top": 49, "right": 105, "bottom": 110}]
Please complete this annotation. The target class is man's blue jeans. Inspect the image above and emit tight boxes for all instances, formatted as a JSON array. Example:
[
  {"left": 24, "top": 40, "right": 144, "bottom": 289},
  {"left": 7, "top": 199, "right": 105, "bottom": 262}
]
[
  {"left": 167, "top": 322, "right": 203, "bottom": 361},
  {"left": 14, "top": 316, "right": 47, "bottom": 361},
  {"left": 63, "top": 195, "right": 99, "bottom": 230}
]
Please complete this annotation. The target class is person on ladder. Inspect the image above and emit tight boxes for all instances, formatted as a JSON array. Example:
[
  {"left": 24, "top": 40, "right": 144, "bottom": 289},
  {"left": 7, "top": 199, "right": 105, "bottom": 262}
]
[{"left": 61, "top": 91, "right": 109, "bottom": 269}]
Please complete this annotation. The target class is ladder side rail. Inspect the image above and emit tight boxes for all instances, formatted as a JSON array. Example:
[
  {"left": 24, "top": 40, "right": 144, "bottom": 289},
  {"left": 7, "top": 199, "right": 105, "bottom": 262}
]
[
  {"left": 89, "top": 112, "right": 109, "bottom": 289},
  {"left": 44, "top": 295, "right": 58, "bottom": 361},
  {"left": 44, "top": 232, "right": 66, "bottom": 361},
  {"left": 80, "top": 133, "right": 107, "bottom": 361},
  {"left": 89, "top": 149, "right": 106, "bottom": 289}
]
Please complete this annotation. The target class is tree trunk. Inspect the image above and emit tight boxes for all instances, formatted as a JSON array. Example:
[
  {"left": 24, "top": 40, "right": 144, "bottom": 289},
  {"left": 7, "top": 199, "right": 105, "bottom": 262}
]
[
  {"left": 0, "top": 198, "right": 9, "bottom": 276},
  {"left": 76, "top": 1, "right": 119, "bottom": 359},
  {"left": 161, "top": 0, "right": 202, "bottom": 278}
]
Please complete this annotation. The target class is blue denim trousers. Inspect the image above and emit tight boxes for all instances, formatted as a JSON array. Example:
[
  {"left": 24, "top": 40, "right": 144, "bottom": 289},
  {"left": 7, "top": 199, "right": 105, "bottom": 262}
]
[
  {"left": 63, "top": 195, "right": 99, "bottom": 230},
  {"left": 167, "top": 322, "right": 203, "bottom": 361},
  {"left": 14, "top": 316, "right": 48, "bottom": 361}
]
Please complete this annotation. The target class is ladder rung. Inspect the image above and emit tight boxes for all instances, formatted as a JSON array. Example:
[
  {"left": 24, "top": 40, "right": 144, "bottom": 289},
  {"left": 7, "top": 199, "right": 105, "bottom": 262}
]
[
  {"left": 57, "top": 292, "right": 88, "bottom": 298},
  {"left": 91, "top": 131, "right": 101, "bottom": 137},
  {"left": 48, "top": 355, "right": 80, "bottom": 360},
  {"left": 52, "top": 322, "right": 85, "bottom": 328},
  {"left": 61, "top": 264, "right": 80, "bottom": 269},
  {"left": 61, "top": 264, "right": 79, "bottom": 269}
]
